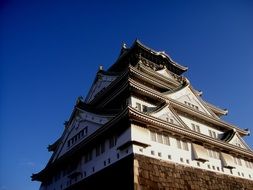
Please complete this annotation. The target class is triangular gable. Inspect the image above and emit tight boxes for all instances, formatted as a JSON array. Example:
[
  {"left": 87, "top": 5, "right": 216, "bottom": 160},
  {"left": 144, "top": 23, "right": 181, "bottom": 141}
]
[
  {"left": 150, "top": 105, "right": 188, "bottom": 128},
  {"left": 165, "top": 86, "right": 213, "bottom": 116},
  {"left": 228, "top": 133, "right": 252, "bottom": 151},
  {"left": 85, "top": 73, "right": 118, "bottom": 103},
  {"left": 50, "top": 110, "right": 112, "bottom": 162}
]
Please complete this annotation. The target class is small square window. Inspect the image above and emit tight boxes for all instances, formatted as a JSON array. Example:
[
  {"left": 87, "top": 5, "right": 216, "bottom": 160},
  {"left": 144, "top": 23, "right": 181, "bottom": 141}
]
[
  {"left": 139, "top": 148, "right": 143, "bottom": 152},
  {"left": 142, "top": 105, "right": 148, "bottom": 112},
  {"left": 136, "top": 103, "right": 141, "bottom": 111},
  {"left": 197, "top": 162, "right": 200, "bottom": 167},
  {"left": 168, "top": 155, "right": 171, "bottom": 159},
  {"left": 151, "top": 150, "right": 155, "bottom": 155},
  {"left": 217, "top": 167, "right": 220, "bottom": 171},
  {"left": 207, "top": 165, "right": 210, "bottom": 169},
  {"left": 180, "top": 158, "right": 184, "bottom": 162},
  {"left": 212, "top": 166, "right": 215, "bottom": 170},
  {"left": 158, "top": 152, "right": 162, "bottom": 157},
  {"left": 186, "top": 159, "right": 189, "bottom": 164}
]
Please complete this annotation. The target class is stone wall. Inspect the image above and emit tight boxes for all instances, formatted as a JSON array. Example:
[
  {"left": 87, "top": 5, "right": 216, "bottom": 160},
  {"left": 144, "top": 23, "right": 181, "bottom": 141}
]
[
  {"left": 66, "top": 154, "right": 253, "bottom": 190},
  {"left": 134, "top": 154, "right": 253, "bottom": 190}
]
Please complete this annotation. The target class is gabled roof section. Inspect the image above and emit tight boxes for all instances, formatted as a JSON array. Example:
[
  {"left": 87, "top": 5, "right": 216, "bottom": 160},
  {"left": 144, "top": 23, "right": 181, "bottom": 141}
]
[
  {"left": 149, "top": 104, "right": 189, "bottom": 129},
  {"left": 164, "top": 84, "right": 215, "bottom": 117},
  {"left": 108, "top": 40, "right": 188, "bottom": 75},
  {"left": 221, "top": 129, "right": 252, "bottom": 151},
  {"left": 85, "top": 67, "right": 119, "bottom": 103},
  {"left": 45, "top": 98, "right": 119, "bottom": 165}
]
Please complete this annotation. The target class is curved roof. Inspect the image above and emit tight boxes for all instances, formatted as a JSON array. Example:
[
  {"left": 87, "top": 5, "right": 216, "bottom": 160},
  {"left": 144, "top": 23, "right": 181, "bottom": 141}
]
[{"left": 108, "top": 40, "right": 188, "bottom": 75}]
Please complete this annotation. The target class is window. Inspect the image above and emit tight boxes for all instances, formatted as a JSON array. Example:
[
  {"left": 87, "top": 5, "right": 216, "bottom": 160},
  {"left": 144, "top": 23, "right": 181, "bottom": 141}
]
[
  {"left": 158, "top": 152, "right": 162, "bottom": 157},
  {"left": 169, "top": 118, "right": 174, "bottom": 123},
  {"left": 207, "top": 149, "right": 220, "bottom": 159},
  {"left": 168, "top": 155, "right": 171, "bottom": 160},
  {"left": 96, "top": 141, "right": 105, "bottom": 156},
  {"left": 163, "top": 136, "right": 170, "bottom": 145},
  {"left": 142, "top": 105, "right": 148, "bottom": 112},
  {"left": 234, "top": 157, "right": 242, "bottom": 166},
  {"left": 84, "top": 151, "right": 92, "bottom": 163},
  {"left": 177, "top": 139, "right": 188, "bottom": 151},
  {"left": 96, "top": 144, "right": 100, "bottom": 157},
  {"left": 109, "top": 136, "right": 117, "bottom": 148},
  {"left": 245, "top": 160, "right": 253, "bottom": 169},
  {"left": 177, "top": 139, "right": 182, "bottom": 149},
  {"left": 150, "top": 131, "right": 156, "bottom": 142},
  {"left": 101, "top": 141, "right": 105, "bottom": 153},
  {"left": 136, "top": 103, "right": 141, "bottom": 111},
  {"left": 180, "top": 158, "right": 184, "bottom": 162},
  {"left": 191, "top": 123, "right": 200, "bottom": 133},
  {"left": 150, "top": 131, "right": 170, "bottom": 146},
  {"left": 184, "top": 101, "right": 199, "bottom": 111},
  {"left": 151, "top": 150, "right": 155, "bottom": 155},
  {"left": 182, "top": 141, "right": 189, "bottom": 151},
  {"left": 157, "top": 134, "right": 163, "bottom": 143},
  {"left": 67, "top": 127, "right": 88, "bottom": 147},
  {"left": 208, "top": 129, "right": 217, "bottom": 138}
]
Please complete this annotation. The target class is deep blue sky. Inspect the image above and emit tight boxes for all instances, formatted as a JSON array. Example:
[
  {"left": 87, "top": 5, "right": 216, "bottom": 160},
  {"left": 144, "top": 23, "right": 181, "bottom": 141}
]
[{"left": 1, "top": 1, "right": 253, "bottom": 190}]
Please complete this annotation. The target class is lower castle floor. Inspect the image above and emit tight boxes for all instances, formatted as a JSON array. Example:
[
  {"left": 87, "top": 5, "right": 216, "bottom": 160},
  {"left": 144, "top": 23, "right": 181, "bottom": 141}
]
[{"left": 65, "top": 154, "right": 253, "bottom": 190}]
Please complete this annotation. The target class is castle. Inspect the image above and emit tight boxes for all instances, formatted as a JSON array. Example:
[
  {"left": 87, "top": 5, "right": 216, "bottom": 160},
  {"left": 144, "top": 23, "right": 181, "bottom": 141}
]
[{"left": 32, "top": 40, "right": 253, "bottom": 190}]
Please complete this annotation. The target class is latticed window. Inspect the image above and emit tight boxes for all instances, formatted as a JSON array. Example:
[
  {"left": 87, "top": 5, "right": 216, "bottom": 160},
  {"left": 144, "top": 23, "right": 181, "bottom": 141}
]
[
  {"left": 150, "top": 131, "right": 156, "bottom": 142},
  {"left": 109, "top": 136, "right": 117, "bottom": 148},
  {"left": 182, "top": 141, "right": 188, "bottom": 151},
  {"left": 163, "top": 135, "right": 170, "bottom": 145},
  {"left": 177, "top": 139, "right": 182, "bottom": 149},
  {"left": 157, "top": 133, "right": 163, "bottom": 143},
  {"left": 208, "top": 129, "right": 217, "bottom": 138}
]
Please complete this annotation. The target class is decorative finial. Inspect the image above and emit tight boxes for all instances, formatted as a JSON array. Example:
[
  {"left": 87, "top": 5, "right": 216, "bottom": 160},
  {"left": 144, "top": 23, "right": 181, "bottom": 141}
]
[
  {"left": 76, "top": 96, "right": 83, "bottom": 104},
  {"left": 122, "top": 42, "right": 127, "bottom": 49}
]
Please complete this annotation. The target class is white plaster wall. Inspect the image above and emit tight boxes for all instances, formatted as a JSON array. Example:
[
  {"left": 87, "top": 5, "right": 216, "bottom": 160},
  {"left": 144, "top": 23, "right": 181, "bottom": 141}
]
[
  {"left": 130, "top": 96, "right": 156, "bottom": 111},
  {"left": 179, "top": 115, "right": 223, "bottom": 138},
  {"left": 129, "top": 125, "right": 253, "bottom": 181}
]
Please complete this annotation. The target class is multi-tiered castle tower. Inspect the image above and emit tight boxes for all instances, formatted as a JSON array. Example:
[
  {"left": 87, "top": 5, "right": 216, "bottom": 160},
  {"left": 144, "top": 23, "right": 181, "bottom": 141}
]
[{"left": 32, "top": 40, "right": 253, "bottom": 190}]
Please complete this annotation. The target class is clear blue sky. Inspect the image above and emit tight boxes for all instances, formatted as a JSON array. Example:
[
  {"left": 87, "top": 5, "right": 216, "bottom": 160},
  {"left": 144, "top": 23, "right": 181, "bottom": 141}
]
[{"left": 1, "top": 1, "right": 253, "bottom": 189}]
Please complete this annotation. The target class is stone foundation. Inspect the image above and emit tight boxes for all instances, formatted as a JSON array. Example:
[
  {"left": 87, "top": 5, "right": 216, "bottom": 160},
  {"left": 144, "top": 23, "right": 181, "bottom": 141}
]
[
  {"left": 66, "top": 154, "right": 253, "bottom": 190},
  {"left": 134, "top": 154, "right": 253, "bottom": 190}
]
